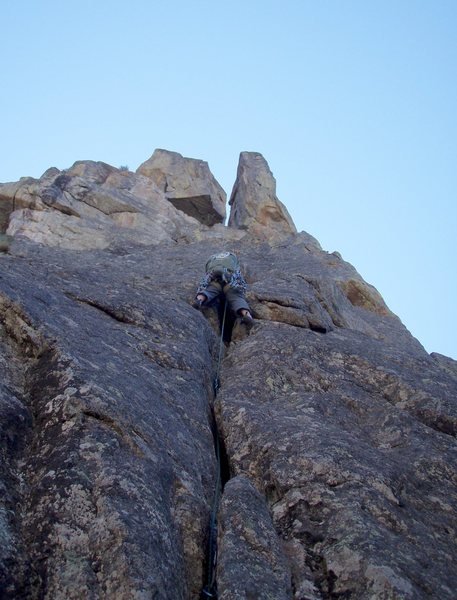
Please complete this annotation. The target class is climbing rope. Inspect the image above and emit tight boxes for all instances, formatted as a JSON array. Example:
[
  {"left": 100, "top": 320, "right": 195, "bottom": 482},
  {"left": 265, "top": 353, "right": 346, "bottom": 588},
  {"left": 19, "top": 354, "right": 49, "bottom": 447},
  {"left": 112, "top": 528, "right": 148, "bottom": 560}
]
[
  {"left": 213, "top": 299, "right": 228, "bottom": 395},
  {"left": 202, "top": 300, "right": 227, "bottom": 599}
]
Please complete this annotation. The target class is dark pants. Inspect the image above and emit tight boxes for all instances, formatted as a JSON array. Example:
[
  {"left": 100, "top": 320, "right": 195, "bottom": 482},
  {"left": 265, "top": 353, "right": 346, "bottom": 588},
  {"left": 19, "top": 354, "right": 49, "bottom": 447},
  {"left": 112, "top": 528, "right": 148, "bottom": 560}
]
[{"left": 202, "top": 281, "right": 250, "bottom": 315}]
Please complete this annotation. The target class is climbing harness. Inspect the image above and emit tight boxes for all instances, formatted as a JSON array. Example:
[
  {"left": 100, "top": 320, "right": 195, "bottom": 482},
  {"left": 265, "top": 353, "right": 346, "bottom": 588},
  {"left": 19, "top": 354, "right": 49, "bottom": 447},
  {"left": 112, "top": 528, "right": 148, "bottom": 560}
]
[{"left": 202, "top": 300, "right": 227, "bottom": 599}]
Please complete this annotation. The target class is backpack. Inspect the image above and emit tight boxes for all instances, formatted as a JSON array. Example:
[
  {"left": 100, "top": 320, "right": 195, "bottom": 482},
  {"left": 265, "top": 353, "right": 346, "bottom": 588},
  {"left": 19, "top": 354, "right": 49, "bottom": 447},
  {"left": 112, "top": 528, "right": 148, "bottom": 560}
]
[{"left": 205, "top": 252, "right": 240, "bottom": 279}]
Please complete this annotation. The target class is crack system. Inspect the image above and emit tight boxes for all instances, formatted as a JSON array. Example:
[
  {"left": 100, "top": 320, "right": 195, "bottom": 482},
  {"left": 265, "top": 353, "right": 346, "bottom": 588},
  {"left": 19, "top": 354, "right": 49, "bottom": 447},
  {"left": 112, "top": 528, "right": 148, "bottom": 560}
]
[{"left": 64, "top": 291, "right": 136, "bottom": 324}]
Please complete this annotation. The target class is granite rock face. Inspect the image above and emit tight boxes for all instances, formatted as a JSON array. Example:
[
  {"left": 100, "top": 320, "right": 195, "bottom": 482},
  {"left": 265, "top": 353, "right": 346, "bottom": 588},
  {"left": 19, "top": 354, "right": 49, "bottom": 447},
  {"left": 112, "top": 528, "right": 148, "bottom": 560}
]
[
  {"left": 216, "top": 249, "right": 457, "bottom": 598},
  {"left": 0, "top": 150, "right": 456, "bottom": 599},
  {"left": 0, "top": 244, "right": 219, "bottom": 599},
  {"left": 137, "top": 149, "right": 226, "bottom": 226},
  {"left": 228, "top": 152, "right": 297, "bottom": 239},
  {"left": 217, "top": 475, "right": 292, "bottom": 599}
]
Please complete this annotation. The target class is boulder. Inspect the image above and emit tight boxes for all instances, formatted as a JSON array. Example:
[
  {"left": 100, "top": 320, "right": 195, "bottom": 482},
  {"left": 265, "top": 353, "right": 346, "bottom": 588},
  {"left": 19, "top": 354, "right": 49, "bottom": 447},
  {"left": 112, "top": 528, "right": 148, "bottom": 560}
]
[
  {"left": 137, "top": 149, "right": 226, "bottom": 226},
  {"left": 228, "top": 152, "right": 297, "bottom": 239}
]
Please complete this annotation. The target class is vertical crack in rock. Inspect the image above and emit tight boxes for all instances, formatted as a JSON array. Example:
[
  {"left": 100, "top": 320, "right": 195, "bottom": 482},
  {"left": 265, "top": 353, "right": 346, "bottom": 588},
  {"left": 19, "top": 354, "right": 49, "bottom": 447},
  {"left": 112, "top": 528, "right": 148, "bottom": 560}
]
[
  {"left": 202, "top": 301, "right": 294, "bottom": 599},
  {"left": 199, "top": 301, "right": 234, "bottom": 598},
  {"left": 212, "top": 330, "right": 297, "bottom": 599},
  {"left": 201, "top": 398, "right": 231, "bottom": 598}
]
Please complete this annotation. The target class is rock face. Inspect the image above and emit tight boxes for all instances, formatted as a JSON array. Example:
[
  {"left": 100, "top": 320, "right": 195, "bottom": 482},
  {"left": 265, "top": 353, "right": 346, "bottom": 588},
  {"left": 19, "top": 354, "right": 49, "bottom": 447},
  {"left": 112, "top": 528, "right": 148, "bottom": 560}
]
[
  {"left": 0, "top": 245, "right": 218, "bottom": 599},
  {"left": 217, "top": 476, "right": 292, "bottom": 599},
  {"left": 216, "top": 242, "right": 457, "bottom": 599},
  {"left": 137, "top": 149, "right": 226, "bottom": 226},
  {"left": 228, "top": 152, "right": 297, "bottom": 239},
  {"left": 0, "top": 151, "right": 456, "bottom": 599}
]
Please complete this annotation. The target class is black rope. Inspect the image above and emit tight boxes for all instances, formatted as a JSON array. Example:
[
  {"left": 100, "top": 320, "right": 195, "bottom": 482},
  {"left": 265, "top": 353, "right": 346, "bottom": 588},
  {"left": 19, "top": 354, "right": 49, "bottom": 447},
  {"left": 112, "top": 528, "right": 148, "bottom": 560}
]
[{"left": 202, "top": 300, "right": 227, "bottom": 599}]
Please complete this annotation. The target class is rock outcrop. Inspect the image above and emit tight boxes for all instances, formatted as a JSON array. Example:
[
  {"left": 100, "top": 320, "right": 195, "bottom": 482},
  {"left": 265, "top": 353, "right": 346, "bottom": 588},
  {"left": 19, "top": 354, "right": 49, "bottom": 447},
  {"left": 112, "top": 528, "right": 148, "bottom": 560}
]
[
  {"left": 0, "top": 150, "right": 456, "bottom": 599},
  {"left": 137, "top": 149, "right": 226, "bottom": 226},
  {"left": 228, "top": 152, "right": 297, "bottom": 239},
  {"left": 0, "top": 155, "right": 228, "bottom": 250}
]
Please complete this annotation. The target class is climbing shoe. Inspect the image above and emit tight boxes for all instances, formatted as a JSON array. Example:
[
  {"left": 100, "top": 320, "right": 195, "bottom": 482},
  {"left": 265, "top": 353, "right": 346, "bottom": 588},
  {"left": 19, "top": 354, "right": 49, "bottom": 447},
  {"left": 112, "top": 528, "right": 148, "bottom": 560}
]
[{"left": 241, "top": 313, "right": 254, "bottom": 326}]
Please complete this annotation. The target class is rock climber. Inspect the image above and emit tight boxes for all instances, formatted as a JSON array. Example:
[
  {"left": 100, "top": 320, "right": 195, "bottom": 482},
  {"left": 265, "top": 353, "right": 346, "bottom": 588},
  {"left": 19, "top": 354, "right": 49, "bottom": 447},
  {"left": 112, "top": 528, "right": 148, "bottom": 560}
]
[{"left": 193, "top": 251, "right": 253, "bottom": 324}]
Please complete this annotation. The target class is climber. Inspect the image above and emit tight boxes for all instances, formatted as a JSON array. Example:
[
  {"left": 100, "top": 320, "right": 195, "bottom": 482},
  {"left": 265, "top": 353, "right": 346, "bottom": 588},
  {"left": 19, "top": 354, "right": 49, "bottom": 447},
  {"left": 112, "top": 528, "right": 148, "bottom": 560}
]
[{"left": 193, "top": 251, "right": 253, "bottom": 324}]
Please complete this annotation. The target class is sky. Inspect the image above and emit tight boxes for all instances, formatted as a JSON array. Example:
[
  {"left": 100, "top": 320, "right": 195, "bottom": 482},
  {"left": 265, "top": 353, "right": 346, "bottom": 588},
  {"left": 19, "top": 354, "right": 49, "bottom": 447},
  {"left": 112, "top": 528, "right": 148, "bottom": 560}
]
[{"left": 1, "top": 1, "right": 456, "bottom": 359}]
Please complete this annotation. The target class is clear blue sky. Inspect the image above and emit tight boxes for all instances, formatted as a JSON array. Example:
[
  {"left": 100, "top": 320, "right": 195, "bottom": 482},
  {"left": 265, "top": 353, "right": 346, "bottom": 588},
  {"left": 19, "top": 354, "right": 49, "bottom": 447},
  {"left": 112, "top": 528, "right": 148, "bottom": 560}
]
[{"left": 2, "top": 1, "right": 456, "bottom": 359}]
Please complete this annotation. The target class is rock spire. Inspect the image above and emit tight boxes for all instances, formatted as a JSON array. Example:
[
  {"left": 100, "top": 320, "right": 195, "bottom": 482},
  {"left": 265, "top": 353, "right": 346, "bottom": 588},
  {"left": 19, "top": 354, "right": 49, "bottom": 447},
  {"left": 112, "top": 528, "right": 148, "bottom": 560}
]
[{"left": 228, "top": 151, "right": 297, "bottom": 238}]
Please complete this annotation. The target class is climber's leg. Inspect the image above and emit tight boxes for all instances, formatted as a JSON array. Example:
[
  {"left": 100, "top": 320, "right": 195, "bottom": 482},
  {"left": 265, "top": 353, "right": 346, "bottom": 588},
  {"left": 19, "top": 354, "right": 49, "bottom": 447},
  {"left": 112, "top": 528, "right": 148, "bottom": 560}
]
[{"left": 223, "top": 284, "right": 252, "bottom": 318}]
